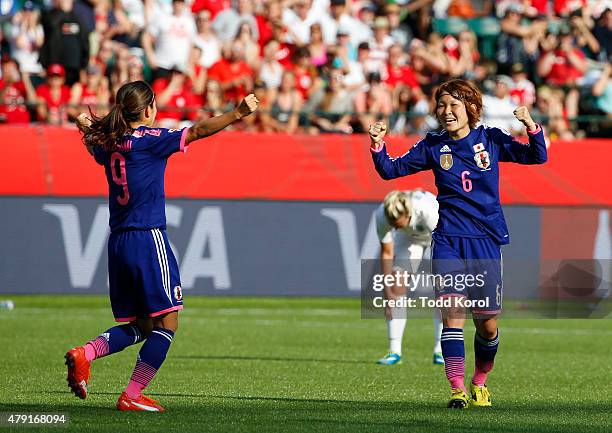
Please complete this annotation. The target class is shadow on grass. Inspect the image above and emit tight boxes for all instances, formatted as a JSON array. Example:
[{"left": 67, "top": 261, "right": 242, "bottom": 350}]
[{"left": 174, "top": 354, "right": 372, "bottom": 364}]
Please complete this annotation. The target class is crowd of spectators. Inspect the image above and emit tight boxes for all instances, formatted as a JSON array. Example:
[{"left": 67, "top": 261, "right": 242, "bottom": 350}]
[{"left": 0, "top": 0, "right": 610, "bottom": 138}]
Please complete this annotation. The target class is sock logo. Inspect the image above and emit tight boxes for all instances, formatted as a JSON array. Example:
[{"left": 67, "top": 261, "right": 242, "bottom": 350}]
[
  {"left": 173, "top": 286, "right": 183, "bottom": 301},
  {"left": 102, "top": 332, "right": 110, "bottom": 341}
]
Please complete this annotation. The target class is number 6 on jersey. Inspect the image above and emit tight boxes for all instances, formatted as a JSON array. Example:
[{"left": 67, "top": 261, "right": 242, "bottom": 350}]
[{"left": 461, "top": 170, "right": 472, "bottom": 192}]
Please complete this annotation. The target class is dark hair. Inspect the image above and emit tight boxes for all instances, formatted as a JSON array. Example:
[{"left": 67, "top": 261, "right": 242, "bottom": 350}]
[
  {"left": 82, "top": 80, "right": 154, "bottom": 151},
  {"left": 368, "top": 71, "right": 381, "bottom": 84},
  {"left": 434, "top": 79, "right": 483, "bottom": 129}
]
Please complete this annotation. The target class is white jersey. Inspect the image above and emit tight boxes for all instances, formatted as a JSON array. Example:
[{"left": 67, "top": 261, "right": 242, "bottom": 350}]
[
  {"left": 375, "top": 189, "right": 438, "bottom": 280},
  {"left": 376, "top": 190, "right": 439, "bottom": 247}
]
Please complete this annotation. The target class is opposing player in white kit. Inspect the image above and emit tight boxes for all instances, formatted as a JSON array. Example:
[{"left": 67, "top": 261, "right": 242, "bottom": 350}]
[{"left": 375, "top": 190, "right": 444, "bottom": 366}]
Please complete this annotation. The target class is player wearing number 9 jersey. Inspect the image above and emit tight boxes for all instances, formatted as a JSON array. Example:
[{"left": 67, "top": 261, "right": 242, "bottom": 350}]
[
  {"left": 64, "top": 81, "right": 259, "bottom": 412},
  {"left": 369, "top": 79, "right": 547, "bottom": 408}
]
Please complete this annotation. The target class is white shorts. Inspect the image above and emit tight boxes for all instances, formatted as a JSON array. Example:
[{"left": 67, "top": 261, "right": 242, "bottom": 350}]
[{"left": 389, "top": 234, "right": 431, "bottom": 294}]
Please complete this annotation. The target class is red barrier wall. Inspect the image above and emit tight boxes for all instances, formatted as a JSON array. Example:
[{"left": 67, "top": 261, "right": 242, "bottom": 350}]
[{"left": 2, "top": 126, "right": 611, "bottom": 205}]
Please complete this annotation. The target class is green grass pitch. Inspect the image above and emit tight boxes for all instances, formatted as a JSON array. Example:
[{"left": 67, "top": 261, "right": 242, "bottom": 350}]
[{"left": 1, "top": 295, "right": 610, "bottom": 433}]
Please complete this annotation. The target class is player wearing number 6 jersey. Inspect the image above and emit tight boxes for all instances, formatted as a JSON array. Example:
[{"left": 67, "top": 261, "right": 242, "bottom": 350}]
[
  {"left": 64, "top": 81, "right": 258, "bottom": 412},
  {"left": 369, "top": 79, "right": 547, "bottom": 408}
]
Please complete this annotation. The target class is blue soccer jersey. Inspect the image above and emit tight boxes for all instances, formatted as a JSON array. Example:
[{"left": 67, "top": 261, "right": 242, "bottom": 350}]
[
  {"left": 371, "top": 125, "right": 547, "bottom": 244},
  {"left": 93, "top": 126, "right": 188, "bottom": 232}
]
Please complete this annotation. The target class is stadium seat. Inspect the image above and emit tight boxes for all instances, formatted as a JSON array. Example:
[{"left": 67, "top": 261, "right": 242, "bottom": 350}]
[
  {"left": 468, "top": 17, "right": 501, "bottom": 60},
  {"left": 468, "top": 17, "right": 501, "bottom": 37},
  {"left": 433, "top": 18, "right": 469, "bottom": 35}
]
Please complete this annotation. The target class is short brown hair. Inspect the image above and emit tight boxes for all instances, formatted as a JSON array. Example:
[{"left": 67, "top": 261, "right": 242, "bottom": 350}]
[{"left": 434, "top": 79, "right": 483, "bottom": 129}]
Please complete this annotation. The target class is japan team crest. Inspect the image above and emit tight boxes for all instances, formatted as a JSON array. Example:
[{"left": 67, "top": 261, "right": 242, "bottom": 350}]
[
  {"left": 173, "top": 286, "right": 183, "bottom": 301},
  {"left": 474, "top": 151, "right": 491, "bottom": 170},
  {"left": 440, "top": 154, "right": 453, "bottom": 170}
]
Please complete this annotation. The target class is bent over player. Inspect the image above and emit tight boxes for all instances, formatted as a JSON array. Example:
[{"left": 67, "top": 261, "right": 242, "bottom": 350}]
[
  {"left": 369, "top": 79, "right": 547, "bottom": 408},
  {"left": 65, "top": 81, "right": 258, "bottom": 412},
  {"left": 374, "top": 189, "right": 444, "bottom": 366}
]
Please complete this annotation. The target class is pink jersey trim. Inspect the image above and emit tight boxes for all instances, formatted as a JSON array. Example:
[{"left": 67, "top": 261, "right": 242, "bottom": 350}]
[
  {"left": 179, "top": 127, "right": 189, "bottom": 153},
  {"left": 370, "top": 141, "right": 385, "bottom": 153},
  {"left": 149, "top": 305, "right": 183, "bottom": 317},
  {"left": 527, "top": 124, "right": 542, "bottom": 135},
  {"left": 114, "top": 315, "right": 137, "bottom": 323}
]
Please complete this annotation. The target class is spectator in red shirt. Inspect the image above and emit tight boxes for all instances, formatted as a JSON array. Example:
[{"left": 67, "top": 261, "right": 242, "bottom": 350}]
[
  {"left": 508, "top": 63, "right": 536, "bottom": 109},
  {"left": 538, "top": 30, "right": 587, "bottom": 86},
  {"left": 385, "top": 44, "right": 419, "bottom": 91},
  {"left": 554, "top": 0, "right": 586, "bottom": 17},
  {"left": 537, "top": 29, "right": 587, "bottom": 125},
  {"left": 446, "top": 30, "right": 481, "bottom": 78},
  {"left": 255, "top": 0, "right": 282, "bottom": 49},
  {"left": 354, "top": 69, "right": 392, "bottom": 133},
  {"left": 191, "top": 0, "right": 230, "bottom": 18},
  {"left": 0, "top": 58, "right": 36, "bottom": 123},
  {"left": 208, "top": 41, "right": 254, "bottom": 104},
  {"left": 290, "top": 47, "right": 321, "bottom": 101},
  {"left": 35, "top": 64, "right": 72, "bottom": 125},
  {"left": 268, "top": 22, "right": 295, "bottom": 68},
  {"left": 152, "top": 68, "right": 200, "bottom": 127},
  {"left": 68, "top": 63, "right": 111, "bottom": 120}
]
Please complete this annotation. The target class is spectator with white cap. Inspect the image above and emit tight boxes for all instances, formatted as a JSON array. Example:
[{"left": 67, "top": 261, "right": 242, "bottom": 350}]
[
  {"left": 482, "top": 74, "right": 524, "bottom": 135},
  {"left": 368, "top": 16, "right": 394, "bottom": 78}
]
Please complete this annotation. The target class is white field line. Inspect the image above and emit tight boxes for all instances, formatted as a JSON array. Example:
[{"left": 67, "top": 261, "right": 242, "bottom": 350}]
[
  {"left": 182, "top": 316, "right": 612, "bottom": 335},
  {"left": 3, "top": 308, "right": 612, "bottom": 335}
]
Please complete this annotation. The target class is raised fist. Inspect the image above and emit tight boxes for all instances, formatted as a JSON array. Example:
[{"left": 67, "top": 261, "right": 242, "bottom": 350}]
[
  {"left": 237, "top": 94, "right": 259, "bottom": 119},
  {"left": 369, "top": 122, "right": 387, "bottom": 146},
  {"left": 513, "top": 106, "right": 536, "bottom": 132}
]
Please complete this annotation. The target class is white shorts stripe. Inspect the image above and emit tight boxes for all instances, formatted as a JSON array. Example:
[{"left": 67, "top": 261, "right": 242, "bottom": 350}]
[
  {"left": 155, "top": 229, "right": 172, "bottom": 302},
  {"left": 151, "top": 229, "right": 172, "bottom": 303}
]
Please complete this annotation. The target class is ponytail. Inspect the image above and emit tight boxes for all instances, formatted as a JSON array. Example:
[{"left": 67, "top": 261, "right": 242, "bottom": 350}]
[
  {"left": 81, "top": 80, "right": 155, "bottom": 152},
  {"left": 82, "top": 104, "right": 132, "bottom": 152}
]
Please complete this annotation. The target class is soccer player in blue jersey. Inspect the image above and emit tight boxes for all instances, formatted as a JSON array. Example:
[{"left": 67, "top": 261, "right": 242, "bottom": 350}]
[
  {"left": 64, "top": 81, "right": 258, "bottom": 412},
  {"left": 368, "top": 79, "right": 547, "bottom": 408}
]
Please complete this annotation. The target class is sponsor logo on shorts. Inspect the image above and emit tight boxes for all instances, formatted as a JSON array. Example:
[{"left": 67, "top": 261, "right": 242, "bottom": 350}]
[{"left": 174, "top": 286, "right": 183, "bottom": 301}]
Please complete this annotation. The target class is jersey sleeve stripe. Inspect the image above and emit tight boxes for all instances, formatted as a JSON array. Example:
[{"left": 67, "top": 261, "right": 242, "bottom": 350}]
[{"left": 179, "top": 128, "right": 189, "bottom": 153}]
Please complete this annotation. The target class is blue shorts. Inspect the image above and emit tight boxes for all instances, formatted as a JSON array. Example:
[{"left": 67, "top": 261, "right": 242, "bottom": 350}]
[
  {"left": 431, "top": 233, "right": 502, "bottom": 314},
  {"left": 108, "top": 228, "right": 183, "bottom": 322}
]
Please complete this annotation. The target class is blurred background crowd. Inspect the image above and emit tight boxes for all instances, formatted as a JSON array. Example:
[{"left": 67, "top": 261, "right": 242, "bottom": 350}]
[{"left": 0, "top": 0, "right": 610, "bottom": 137}]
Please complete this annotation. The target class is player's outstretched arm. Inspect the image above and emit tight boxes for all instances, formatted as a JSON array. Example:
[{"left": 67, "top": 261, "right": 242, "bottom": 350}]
[
  {"left": 185, "top": 94, "right": 259, "bottom": 145},
  {"left": 499, "top": 106, "right": 547, "bottom": 164},
  {"left": 369, "top": 122, "right": 431, "bottom": 180},
  {"left": 76, "top": 113, "right": 95, "bottom": 155}
]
